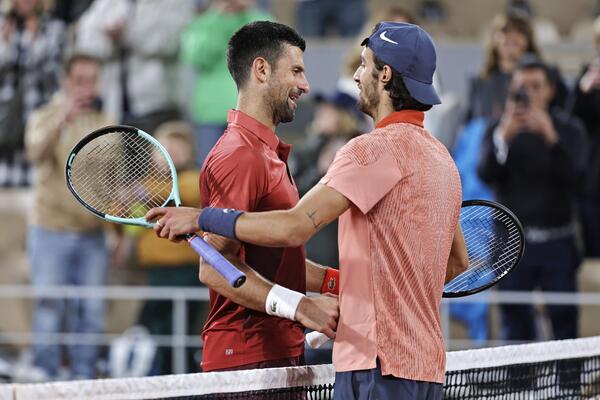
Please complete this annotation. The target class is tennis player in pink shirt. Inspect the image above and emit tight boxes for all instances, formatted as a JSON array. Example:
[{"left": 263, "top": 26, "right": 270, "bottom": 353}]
[{"left": 148, "top": 22, "right": 468, "bottom": 400}]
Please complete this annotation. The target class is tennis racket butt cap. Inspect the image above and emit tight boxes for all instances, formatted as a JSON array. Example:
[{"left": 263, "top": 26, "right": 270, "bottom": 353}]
[{"left": 233, "top": 276, "right": 246, "bottom": 288}]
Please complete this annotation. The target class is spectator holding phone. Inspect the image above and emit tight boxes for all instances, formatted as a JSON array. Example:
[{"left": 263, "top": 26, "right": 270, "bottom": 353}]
[
  {"left": 478, "top": 55, "right": 587, "bottom": 343},
  {"left": 24, "top": 53, "right": 114, "bottom": 380}
]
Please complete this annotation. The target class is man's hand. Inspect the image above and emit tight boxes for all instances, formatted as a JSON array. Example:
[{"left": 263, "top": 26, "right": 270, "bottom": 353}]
[
  {"left": 524, "top": 108, "right": 558, "bottom": 146},
  {"left": 64, "top": 97, "right": 95, "bottom": 122},
  {"left": 499, "top": 101, "right": 527, "bottom": 143},
  {"left": 580, "top": 61, "right": 600, "bottom": 93},
  {"left": 145, "top": 206, "right": 202, "bottom": 241},
  {"left": 295, "top": 293, "right": 339, "bottom": 339}
]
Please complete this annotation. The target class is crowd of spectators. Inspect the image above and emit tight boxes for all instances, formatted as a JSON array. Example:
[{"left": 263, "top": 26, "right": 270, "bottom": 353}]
[{"left": 1, "top": 0, "right": 600, "bottom": 381}]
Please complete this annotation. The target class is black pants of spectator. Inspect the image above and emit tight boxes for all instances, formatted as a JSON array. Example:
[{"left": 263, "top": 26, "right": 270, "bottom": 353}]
[
  {"left": 498, "top": 236, "right": 581, "bottom": 393},
  {"left": 498, "top": 236, "right": 580, "bottom": 341}
]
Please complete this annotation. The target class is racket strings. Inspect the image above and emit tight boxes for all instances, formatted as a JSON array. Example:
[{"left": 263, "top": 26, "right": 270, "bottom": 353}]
[
  {"left": 69, "top": 131, "right": 173, "bottom": 218},
  {"left": 444, "top": 206, "right": 522, "bottom": 293},
  {"left": 100, "top": 133, "right": 171, "bottom": 215},
  {"left": 448, "top": 212, "right": 517, "bottom": 289},
  {"left": 446, "top": 218, "right": 520, "bottom": 291}
]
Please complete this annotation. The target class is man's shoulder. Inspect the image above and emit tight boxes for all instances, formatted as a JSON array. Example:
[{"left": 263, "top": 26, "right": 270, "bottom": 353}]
[
  {"left": 343, "top": 132, "right": 377, "bottom": 150},
  {"left": 204, "top": 142, "right": 268, "bottom": 176},
  {"left": 332, "top": 133, "right": 390, "bottom": 168}
]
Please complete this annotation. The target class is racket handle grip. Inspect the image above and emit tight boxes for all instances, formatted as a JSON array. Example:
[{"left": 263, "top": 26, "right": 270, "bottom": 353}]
[
  {"left": 187, "top": 235, "right": 246, "bottom": 288},
  {"left": 305, "top": 331, "right": 331, "bottom": 349}
]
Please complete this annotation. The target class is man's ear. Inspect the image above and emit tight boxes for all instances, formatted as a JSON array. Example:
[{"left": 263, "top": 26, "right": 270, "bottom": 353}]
[
  {"left": 252, "top": 57, "right": 271, "bottom": 84},
  {"left": 380, "top": 65, "right": 392, "bottom": 84}
]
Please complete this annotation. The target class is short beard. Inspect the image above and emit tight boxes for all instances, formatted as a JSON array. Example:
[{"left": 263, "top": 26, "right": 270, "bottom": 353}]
[
  {"left": 266, "top": 85, "right": 295, "bottom": 126},
  {"left": 358, "top": 79, "right": 379, "bottom": 118}
]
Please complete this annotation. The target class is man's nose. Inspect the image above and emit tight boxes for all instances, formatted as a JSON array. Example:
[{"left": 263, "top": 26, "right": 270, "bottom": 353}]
[{"left": 299, "top": 77, "right": 310, "bottom": 95}]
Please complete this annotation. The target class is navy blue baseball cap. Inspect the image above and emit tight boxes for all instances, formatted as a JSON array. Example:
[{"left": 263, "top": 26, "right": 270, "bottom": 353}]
[{"left": 361, "top": 22, "right": 441, "bottom": 105}]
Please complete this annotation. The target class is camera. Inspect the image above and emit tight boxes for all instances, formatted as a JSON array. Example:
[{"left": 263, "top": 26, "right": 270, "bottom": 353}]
[{"left": 510, "top": 87, "right": 529, "bottom": 109}]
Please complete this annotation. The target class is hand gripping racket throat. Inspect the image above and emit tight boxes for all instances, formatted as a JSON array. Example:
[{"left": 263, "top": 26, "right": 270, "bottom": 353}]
[{"left": 65, "top": 125, "right": 246, "bottom": 288}]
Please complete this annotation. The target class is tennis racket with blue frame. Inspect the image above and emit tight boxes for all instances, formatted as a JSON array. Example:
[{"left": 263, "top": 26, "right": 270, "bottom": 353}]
[{"left": 65, "top": 125, "right": 246, "bottom": 288}]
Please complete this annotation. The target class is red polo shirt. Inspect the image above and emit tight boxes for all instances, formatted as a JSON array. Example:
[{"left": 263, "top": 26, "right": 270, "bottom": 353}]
[{"left": 199, "top": 109, "right": 306, "bottom": 371}]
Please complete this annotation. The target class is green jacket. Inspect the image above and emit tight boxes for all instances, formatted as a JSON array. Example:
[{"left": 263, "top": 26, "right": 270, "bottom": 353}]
[{"left": 181, "top": 9, "right": 272, "bottom": 124}]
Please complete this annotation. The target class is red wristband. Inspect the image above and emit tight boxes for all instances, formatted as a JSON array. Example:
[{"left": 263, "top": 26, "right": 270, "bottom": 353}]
[{"left": 320, "top": 268, "right": 339, "bottom": 295}]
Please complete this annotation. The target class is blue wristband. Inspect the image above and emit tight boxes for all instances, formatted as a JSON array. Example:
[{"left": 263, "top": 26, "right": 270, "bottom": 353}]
[{"left": 199, "top": 208, "right": 244, "bottom": 239}]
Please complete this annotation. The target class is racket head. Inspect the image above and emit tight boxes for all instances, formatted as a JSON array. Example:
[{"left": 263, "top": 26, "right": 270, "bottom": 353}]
[
  {"left": 443, "top": 199, "right": 525, "bottom": 298},
  {"left": 66, "top": 125, "right": 181, "bottom": 228}
]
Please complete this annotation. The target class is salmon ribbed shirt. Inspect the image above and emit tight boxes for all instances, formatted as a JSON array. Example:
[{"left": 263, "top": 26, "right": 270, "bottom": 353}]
[{"left": 319, "top": 110, "right": 461, "bottom": 383}]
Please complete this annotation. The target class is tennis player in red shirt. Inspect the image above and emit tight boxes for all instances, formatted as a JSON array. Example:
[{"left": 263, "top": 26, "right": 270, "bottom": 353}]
[
  {"left": 148, "top": 22, "right": 467, "bottom": 398},
  {"left": 150, "top": 21, "right": 339, "bottom": 372}
]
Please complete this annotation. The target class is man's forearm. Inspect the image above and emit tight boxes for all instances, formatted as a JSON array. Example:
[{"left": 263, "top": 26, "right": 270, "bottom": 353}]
[
  {"left": 445, "top": 224, "right": 468, "bottom": 284},
  {"left": 199, "top": 255, "right": 273, "bottom": 312},
  {"left": 200, "top": 254, "right": 339, "bottom": 338},
  {"left": 305, "top": 259, "right": 328, "bottom": 293},
  {"left": 198, "top": 184, "right": 350, "bottom": 248},
  {"left": 235, "top": 210, "right": 314, "bottom": 248}
]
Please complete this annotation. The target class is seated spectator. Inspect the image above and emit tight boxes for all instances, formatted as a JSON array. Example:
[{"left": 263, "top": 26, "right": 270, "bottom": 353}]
[
  {"left": 0, "top": 0, "right": 65, "bottom": 187},
  {"left": 76, "top": 0, "right": 195, "bottom": 133},
  {"left": 24, "top": 53, "right": 114, "bottom": 380},
  {"left": 571, "top": 16, "right": 600, "bottom": 257},
  {"left": 295, "top": 0, "right": 366, "bottom": 38},
  {"left": 478, "top": 56, "right": 587, "bottom": 343}
]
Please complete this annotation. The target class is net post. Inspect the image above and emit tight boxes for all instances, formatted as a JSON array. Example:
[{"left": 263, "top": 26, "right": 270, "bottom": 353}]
[{"left": 172, "top": 295, "right": 187, "bottom": 374}]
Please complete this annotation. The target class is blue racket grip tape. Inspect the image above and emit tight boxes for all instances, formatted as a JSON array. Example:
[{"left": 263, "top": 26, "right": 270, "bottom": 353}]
[{"left": 187, "top": 235, "right": 246, "bottom": 288}]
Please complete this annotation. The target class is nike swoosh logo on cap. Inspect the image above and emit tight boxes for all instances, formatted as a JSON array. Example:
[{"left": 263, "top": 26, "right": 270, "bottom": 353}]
[{"left": 379, "top": 31, "right": 398, "bottom": 45}]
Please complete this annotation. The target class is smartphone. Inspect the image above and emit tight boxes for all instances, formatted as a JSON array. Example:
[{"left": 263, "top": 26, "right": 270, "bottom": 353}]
[{"left": 510, "top": 87, "right": 529, "bottom": 109}]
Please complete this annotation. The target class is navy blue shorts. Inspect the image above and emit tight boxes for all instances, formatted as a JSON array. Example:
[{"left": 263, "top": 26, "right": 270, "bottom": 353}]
[{"left": 334, "top": 360, "right": 442, "bottom": 400}]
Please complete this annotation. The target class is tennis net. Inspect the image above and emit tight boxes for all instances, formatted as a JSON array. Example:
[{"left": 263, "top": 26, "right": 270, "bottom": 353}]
[{"left": 2, "top": 336, "right": 600, "bottom": 399}]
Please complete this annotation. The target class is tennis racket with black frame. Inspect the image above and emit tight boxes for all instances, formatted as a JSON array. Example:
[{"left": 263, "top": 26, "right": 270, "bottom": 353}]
[
  {"left": 65, "top": 125, "right": 246, "bottom": 288},
  {"left": 306, "top": 199, "right": 525, "bottom": 348}
]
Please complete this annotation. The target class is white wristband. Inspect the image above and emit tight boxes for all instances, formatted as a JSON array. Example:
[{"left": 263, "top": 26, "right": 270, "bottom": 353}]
[{"left": 265, "top": 284, "right": 305, "bottom": 321}]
